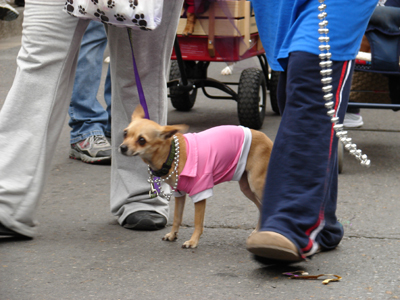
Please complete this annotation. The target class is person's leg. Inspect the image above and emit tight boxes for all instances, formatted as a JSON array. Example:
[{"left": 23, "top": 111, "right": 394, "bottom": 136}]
[
  {"left": 247, "top": 52, "right": 354, "bottom": 261},
  {"left": 0, "top": 1, "right": 89, "bottom": 237},
  {"left": 69, "top": 21, "right": 109, "bottom": 144},
  {"left": 103, "top": 65, "right": 112, "bottom": 138},
  {"left": 68, "top": 21, "right": 112, "bottom": 163},
  {"left": 106, "top": 0, "right": 184, "bottom": 230}
]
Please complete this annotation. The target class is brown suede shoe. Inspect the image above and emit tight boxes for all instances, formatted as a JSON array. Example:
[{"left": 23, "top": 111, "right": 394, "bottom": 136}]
[{"left": 246, "top": 231, "right": 303, "bottom": 263}]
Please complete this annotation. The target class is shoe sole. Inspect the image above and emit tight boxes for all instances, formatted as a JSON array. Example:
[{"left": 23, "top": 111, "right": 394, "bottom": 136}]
[
  {"left": 69, "top": 149, "right": 111, "bottom": 164},
  {"left": 123, "top": 220, "right": 162, "bottom": 231},
  {"left": 0, "top": 224, "right": 32, "bottom": 240},
  {"left": 343, "top": 118, "right": 364, "bottom": 128},
  {"left": 247, "top": 245, "right": 302, "bottom": 262},
  {"left": 123, "top": 211, "right": 167, "bottom": 231},
  {"left": 343, "top": 122, "right": 364, "bottom": 128},
  {"left": 246, "top": 231, "right": 303, "bottom": 264},
  {"left": 123, "top": 218, "right": 166, "bottom": 231},
  {"left": 0, "top": 8, "right": 19, "bottom": 21}
]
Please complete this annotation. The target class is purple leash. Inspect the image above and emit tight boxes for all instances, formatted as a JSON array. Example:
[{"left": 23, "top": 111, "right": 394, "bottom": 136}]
[
  {"left": 127, "top": 28, "right": 150, "bottom": 119},
  {"left": 127, "top": 28, "right": 163, "bottom": 195}
]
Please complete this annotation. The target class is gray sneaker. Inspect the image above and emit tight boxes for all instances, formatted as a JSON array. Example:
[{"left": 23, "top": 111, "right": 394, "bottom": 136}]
[
  {"left": 343, "top": 113, "right": 364, "bottom": 128},
  {"left": 0, "top": 1, "right": 19, "bottom": 21},
  {"left": 70, "top": 135, "right": 111, "bottom": 164}
]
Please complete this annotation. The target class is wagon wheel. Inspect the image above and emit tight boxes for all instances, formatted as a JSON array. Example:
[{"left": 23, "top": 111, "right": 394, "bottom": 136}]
[
  {"left": 237, "top": 68, "right": 267, "bottom": 129},
  {"left": 388, "top": 75, "right": 400, "bottom": 111},
  {"left": 269, "top": 70, "right": 281, "bottom": 115},
  {"left": 169, "top": 61, "right": 197, "bottom": 111}
]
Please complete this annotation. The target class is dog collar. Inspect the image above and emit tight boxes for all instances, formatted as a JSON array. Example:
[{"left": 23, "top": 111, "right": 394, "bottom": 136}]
[{"left": 150, "top": 137, "right": 176, "bottom": 177}]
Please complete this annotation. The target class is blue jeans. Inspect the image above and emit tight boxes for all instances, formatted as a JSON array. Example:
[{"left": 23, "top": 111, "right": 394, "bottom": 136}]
[{"left": 68, "top": 21, "right": 111, "bottom": 144}]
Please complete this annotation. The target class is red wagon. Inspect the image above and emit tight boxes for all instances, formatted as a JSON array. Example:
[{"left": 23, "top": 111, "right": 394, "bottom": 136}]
[{"left": 167, "top": 0, "right": 279, "bottom": 129}]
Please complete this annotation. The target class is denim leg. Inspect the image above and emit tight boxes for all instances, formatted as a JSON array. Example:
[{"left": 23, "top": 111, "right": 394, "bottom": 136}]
[
  {"left": 69, "top": 21, "right": 109, "bottom": 144},
  {"left": 104, "top": 65, "right": 112, "bottom": 138}
]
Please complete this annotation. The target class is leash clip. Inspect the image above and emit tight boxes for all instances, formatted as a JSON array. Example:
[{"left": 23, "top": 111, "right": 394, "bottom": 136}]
[
  {"left": 148, "top": 176, "right": 159, "bottom": 199},
  {"left": 149, "top": 182, "right": 159, "bottom": 198}
]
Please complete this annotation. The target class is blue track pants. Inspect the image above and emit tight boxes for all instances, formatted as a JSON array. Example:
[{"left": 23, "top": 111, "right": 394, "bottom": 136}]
[{"left": 260, "top": 51, "right": 355, "bottom": 258}]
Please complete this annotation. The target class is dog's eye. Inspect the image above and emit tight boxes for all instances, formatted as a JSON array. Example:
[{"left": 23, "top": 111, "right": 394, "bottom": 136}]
[
  {"left": 123, "top": 130, "right": 128, "bottom": 138},
  {"left": 138, "top": 137, "right": 146, "bottom": 146}
]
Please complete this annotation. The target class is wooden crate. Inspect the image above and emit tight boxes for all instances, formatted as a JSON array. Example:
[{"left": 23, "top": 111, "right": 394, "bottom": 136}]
[
  {"left": 177, "top": 16, "right": 259, "bottom": 37},
  {"left": 175, "top": 0, "right": 263, "bottom": 59},
  {"left": 171, "top": 33, "right": 264, "bottom": 62}
]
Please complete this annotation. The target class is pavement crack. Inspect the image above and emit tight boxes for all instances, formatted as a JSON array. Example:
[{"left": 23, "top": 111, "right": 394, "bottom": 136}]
[
  {"left": 346, "top": 235, "right": 400, "bottom": 240},
  {"left": 176, "top": 224, "right": 254, "bottom": 230}
]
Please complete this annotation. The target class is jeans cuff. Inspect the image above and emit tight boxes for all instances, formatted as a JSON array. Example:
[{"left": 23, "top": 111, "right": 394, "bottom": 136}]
[{"left": 70, "top": 130, "right": 105, "bottom": 144}]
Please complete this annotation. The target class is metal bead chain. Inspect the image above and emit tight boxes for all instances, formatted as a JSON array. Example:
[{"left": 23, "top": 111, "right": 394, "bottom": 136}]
[
  {"left": 318, "top": 0, "right": 371, "bottom": 167},
  {"left": 147, "top": 135, "right": 180, "bottom": 201}
]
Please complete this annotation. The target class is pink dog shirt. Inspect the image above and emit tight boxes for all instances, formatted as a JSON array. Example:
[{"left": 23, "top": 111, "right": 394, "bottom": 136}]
[{"left": 172, "top": 125, "right": 252, "bottom": 203}]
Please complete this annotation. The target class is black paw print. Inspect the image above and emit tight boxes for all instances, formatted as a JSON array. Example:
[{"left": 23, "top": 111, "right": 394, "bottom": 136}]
[
  {"left": 129, "top": 0, "right": 138, "bottom": 9},
  {"left": 114, "top": 13, "right": 126, "bottom": 22},
  {"left": 65, "top": 0, "right": 75, "bottom": 13},
  {"left": 107, "top": 0, "right": 115, "bottom": 8},
  {"left": 94, "top": 9, "right": 109, "bottom": 22},
  {"left": 132, "top": 13, "right": 147, "bottom": 28},
  {"left": 91, "top": 0, "right": 98, "bottom": 5},
  {"left": 78, "top": 5, "right": 87, "bottom": 15}
]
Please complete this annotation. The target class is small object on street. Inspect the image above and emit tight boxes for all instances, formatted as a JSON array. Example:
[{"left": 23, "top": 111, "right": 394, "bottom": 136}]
[{"left": 283, "top": 270, "right": 342, "bottom": 285}]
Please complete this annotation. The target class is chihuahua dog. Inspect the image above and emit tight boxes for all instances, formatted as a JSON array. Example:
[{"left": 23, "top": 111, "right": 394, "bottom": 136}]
[{"left": 120, "top": 105, "right": 273, "bottom": 248}]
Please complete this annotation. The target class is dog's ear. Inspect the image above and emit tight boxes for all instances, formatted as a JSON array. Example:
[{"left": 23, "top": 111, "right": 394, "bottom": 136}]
[
  {"left": 131, "top": 105, "right": 145, "bottom": 120},
  {"left": 160, "top": 124, "right": 188, "bottom": 139}
]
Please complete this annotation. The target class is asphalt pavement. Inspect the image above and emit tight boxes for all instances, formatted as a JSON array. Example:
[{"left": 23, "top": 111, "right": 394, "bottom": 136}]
[{"left": 1, "top": 15, "right": 400, "bottom": 300}]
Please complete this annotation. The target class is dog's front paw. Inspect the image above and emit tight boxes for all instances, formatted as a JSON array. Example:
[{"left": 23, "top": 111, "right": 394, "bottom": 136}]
[
  {"left": 182, "top": 239, "right": 198, "bottom": 249},
  {"left": 162, "top": 232, "right": 178, "bottom": 242},
  {"left": 221, "top": 65, "right": 234, "bottom": 75}
]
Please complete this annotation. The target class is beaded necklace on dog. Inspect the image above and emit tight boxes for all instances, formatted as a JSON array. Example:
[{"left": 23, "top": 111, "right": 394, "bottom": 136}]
[{"left": 147, "top": 135, "right": 180, "bottom": 201}]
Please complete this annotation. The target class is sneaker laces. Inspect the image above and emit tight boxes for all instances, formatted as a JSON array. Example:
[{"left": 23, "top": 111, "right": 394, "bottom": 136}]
[{"left": 93, "top": 135, "right": 109, "bottom": 146}]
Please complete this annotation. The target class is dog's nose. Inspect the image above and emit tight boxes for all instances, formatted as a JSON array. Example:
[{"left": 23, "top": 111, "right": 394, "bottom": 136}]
[{"left": 120, "top": 144, "right": 128, "bottom": 154}]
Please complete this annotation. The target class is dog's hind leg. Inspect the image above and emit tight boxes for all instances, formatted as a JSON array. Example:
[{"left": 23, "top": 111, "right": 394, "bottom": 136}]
[
  {"left": 240, "top": 130, "right": 272, "bottom": 231},
  {"left": 182, "top": 199, "right": 206, "bottom": 248},
  {"left": 163, "top": 195, "right": 186, "bottom": 242},
  {"left": 246, "top": 130, "right": 272, "bottom": 199},
  {"left": 239, "top": 172, "right": 262, "bottom": 210},
  {"left": 239, "top": 173, "right": 263, "bottom": 231}
]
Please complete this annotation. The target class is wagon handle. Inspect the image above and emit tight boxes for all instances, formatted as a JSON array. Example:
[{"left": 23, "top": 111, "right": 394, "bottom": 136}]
[
  {"left": 173, "top": 36, "right": 189, "bottom": 87},
  {"left": 208, "top": 2, "right": 216, "bottom": 57}
]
